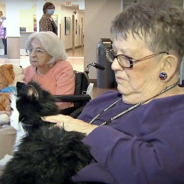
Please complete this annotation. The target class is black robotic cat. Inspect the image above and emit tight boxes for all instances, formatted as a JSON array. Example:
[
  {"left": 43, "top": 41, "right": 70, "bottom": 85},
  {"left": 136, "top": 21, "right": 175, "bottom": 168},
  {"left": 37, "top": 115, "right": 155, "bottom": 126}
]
[{"left": 0, "top": 82, "right": 101, "bottom": 184}]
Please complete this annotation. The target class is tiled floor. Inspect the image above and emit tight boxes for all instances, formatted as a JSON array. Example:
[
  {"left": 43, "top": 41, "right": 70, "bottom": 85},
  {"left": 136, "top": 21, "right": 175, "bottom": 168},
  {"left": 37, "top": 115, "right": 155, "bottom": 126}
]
[
  {"left": 0, "top": 47, "right": 114, "bottom": 98},
  {"left": 66, "top": 47, "right": 84, "bottom": 57}
]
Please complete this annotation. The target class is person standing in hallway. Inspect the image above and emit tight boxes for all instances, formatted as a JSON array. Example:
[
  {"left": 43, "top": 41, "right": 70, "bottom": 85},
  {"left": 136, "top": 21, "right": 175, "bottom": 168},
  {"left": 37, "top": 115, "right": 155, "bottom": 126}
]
[
  {"left": 0, "top": 11, "right": 7, "bottom": 55},
  {"left": 39, "top": 2, "right": 58, "bottom": 35}
]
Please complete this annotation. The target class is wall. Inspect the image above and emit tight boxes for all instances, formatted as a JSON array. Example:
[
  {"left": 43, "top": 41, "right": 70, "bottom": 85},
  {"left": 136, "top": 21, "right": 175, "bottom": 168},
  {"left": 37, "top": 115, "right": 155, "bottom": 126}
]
[
  {"left": 84, "top": 0, "right": 121, "bottom": 79},
  {"left": 19, "top": 5, "right": 36, "bottom": 32},
  {"left": 0, "top": 4, "right": 6, "bottom": 15}
]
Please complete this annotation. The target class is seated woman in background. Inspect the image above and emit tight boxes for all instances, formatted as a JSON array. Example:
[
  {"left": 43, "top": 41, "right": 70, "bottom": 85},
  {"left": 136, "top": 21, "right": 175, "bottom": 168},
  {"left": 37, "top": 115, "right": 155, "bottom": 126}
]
[{"left": 24, "top": 31, "right": 75, "bottom": 109}]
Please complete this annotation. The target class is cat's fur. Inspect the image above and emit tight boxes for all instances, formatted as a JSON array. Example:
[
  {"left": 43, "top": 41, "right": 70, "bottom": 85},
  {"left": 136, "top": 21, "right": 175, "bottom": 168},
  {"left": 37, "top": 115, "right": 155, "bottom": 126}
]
[{"left": 0, "top": 81, "right": 97, "bottom": 184}]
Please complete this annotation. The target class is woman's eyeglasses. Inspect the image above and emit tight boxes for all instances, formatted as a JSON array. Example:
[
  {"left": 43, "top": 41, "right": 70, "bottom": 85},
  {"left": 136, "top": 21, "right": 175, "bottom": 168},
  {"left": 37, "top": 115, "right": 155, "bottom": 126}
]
[
  {"left": 25, "top": 48, "right": 46, "bottom": 55},
  {"left": 105, "top": 49, "right": 169, "bottom": 68}
]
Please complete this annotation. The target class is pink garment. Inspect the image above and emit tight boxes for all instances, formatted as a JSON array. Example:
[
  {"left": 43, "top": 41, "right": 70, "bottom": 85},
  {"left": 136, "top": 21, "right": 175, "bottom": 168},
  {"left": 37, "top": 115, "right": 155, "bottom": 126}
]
[{"left": 24, "top": 60, "right": 75, "bottom": 109}]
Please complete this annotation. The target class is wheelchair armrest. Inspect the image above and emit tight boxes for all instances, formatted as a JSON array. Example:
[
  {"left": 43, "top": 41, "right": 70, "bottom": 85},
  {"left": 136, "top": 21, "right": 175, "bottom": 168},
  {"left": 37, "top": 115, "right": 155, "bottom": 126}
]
[{"left": 54, "top": 94, "right": 91, "bottom": 102}]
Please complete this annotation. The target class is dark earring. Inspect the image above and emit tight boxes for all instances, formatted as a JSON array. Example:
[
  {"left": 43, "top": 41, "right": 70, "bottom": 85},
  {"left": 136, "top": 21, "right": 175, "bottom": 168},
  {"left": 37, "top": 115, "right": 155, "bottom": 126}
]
[{"left": 159, "top": 72, "right": 167, "bottom": 80}]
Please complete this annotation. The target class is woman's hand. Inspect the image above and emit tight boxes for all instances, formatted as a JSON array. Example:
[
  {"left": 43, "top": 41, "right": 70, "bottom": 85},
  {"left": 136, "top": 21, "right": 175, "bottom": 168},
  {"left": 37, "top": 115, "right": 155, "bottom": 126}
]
[{"left": 42, "top": 115, "right": 98, "bottom": 135}]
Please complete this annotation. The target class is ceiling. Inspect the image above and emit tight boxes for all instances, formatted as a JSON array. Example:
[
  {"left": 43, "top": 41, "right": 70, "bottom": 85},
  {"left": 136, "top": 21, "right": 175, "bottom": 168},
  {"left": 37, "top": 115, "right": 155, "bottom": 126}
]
[
  {"left": 0, "top": 0, "right": 84, "bottom": 10},
  {"left": 0, "top": 0, "right": 84, "bottom": 3}
]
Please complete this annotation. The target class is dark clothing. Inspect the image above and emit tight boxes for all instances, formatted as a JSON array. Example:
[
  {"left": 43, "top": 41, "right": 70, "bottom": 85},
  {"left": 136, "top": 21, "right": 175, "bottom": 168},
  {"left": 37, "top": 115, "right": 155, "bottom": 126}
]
[
  {"left": 50, "top": 20, "right": 57, "bottom": 35},
  {"left": 73, "top": 90, "right": 184, "bottom": 184}
]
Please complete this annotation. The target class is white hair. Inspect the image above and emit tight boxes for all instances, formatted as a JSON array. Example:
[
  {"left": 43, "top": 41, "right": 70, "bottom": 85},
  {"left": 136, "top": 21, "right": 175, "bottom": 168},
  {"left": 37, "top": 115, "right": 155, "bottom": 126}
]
[{"left": 26, "top": 31, "right": 67, "bottom": 65}]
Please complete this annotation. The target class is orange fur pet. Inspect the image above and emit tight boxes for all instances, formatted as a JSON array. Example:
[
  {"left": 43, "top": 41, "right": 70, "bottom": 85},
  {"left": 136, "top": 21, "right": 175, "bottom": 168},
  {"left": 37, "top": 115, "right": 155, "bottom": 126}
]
[
  {"left": 0, "top": 64, "right": 24, "bottom": 125},
  {"left": 0, "top": 64, "right": 15, "bottom": 90},
  {"left": 0, "top": 93, "right": 11, "bottom": 125},
  {"left": 0, "top": 93, "right": 11, "bottom": 112}
]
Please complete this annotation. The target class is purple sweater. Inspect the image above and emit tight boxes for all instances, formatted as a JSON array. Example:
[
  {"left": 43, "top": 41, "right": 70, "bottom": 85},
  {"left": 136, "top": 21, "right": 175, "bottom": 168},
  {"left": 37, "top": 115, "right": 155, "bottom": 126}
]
[{"left": 73, "top": 90, "right": 184, "bottom": 184}]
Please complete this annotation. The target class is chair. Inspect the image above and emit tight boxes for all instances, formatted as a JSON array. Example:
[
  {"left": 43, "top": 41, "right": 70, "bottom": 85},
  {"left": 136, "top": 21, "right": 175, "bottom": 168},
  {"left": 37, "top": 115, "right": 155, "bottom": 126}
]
[{"left": 54, "top": 62, "right": 105, "bottom": 118}]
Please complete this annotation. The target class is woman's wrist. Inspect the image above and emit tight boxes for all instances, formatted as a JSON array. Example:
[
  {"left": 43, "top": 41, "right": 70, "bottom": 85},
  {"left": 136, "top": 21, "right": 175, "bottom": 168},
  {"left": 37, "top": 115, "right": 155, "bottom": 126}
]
[{"left": 85, "top": 125, "right": 98, "bottom": 135}]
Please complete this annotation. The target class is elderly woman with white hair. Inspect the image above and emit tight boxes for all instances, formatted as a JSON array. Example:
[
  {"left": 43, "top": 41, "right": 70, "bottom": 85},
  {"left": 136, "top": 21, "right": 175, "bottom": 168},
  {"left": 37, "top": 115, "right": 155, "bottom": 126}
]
[{"left": 24, "top": 31, "right": 75, "bottom": 109}]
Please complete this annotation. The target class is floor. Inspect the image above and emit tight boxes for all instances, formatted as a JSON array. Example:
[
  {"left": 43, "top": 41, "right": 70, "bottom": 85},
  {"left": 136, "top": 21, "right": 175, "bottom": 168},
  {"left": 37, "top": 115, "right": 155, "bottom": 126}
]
[
  {"left": 0, "top": 48, "right": 85, "bottom": 72},
  {"left": 0, "top": 47, "right": 115, "bottom": 98}
]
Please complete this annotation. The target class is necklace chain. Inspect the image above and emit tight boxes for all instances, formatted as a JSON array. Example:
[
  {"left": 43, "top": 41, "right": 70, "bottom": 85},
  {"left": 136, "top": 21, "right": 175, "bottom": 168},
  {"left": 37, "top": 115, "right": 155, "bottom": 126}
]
[{"left": 89, "top": 82, "right": 178, "bottom": 126}]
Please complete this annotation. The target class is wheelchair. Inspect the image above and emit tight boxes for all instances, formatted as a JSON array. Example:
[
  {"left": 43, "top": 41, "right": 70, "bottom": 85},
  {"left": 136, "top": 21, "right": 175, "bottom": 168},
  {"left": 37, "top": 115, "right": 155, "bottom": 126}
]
[{"left": 54, "top": 62, "right": 105, "bottom": 118}]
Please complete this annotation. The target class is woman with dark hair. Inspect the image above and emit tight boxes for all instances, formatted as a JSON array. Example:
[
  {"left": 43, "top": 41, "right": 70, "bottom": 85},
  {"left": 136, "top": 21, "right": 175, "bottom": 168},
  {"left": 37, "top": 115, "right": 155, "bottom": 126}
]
[
  {"left": 39, "top": 2, "right": 58, "bottom": 35},
  {"left": 44, "top": 0, "right": 184, "bottom": 183}
]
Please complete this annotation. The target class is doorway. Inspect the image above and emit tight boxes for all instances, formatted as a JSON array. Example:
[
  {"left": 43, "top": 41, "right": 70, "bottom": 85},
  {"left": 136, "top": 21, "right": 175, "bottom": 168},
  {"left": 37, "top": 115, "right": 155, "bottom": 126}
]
[
  {"left": 72, "top": 14, "right": 75, "bottom": 50},
  {"left": 81, "top": 17, "right": 84, "bottom": 47}
]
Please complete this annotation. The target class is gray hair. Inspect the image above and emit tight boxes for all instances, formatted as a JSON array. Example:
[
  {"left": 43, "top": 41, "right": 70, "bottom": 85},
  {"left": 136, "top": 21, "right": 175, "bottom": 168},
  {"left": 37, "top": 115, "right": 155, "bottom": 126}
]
[
  {"left": 110, "top": 0, "right": 184, "bottom": 62},
  {"left": 26, "top": 31, "right": 67, "bottom": 65}
]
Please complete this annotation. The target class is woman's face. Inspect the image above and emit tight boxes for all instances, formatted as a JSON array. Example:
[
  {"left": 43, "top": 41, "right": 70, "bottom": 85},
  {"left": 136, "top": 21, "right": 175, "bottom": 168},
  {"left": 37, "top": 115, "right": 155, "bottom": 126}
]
[
  {"left": 46, "top": 5, "right": 55, "bottom": 15},
  {"left": 29, "top": 38, "right": 52, "bottom": 68},
  {"left": 111, "top": 34, "right": 163, "bottom": 104}
]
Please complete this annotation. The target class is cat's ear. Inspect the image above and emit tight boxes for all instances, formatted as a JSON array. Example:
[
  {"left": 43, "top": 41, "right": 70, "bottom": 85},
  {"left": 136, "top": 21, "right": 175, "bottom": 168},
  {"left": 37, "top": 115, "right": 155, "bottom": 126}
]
[{"left": 27, "top": 85, "right": 39, "bottom": 99}]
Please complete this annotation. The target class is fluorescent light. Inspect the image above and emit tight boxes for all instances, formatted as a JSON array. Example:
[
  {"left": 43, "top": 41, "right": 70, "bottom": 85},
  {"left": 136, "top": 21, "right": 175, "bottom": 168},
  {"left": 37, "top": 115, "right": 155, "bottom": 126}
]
[{"left": 78, "top": 1, "right": 85, "bottom": 10}]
